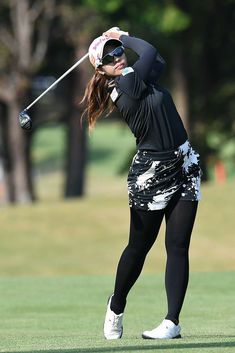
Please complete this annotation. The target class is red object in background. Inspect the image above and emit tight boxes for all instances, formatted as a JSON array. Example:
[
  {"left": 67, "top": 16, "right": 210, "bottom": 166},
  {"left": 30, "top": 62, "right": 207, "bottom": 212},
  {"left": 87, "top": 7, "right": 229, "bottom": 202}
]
[{"left": 215, "top": 161, "right": 226, "bottom": 184}]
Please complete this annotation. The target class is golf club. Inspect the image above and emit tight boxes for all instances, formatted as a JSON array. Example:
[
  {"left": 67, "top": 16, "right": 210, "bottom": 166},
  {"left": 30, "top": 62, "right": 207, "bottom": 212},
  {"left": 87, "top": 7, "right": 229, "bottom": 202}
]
[{"left": 19, "top": 52, "right": 89, "bottom": 130}]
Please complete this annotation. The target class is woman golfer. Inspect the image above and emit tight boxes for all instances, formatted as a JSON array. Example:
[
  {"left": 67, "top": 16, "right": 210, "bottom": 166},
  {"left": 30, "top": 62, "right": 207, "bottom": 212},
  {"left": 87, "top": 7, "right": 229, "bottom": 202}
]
[{"left": 82, "top": 27, "right": 201, "bottom": 340}]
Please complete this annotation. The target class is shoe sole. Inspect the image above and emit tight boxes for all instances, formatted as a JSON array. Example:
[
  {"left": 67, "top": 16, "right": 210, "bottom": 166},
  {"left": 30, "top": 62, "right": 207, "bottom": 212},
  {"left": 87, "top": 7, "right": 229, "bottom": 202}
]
[
  {"left": 104, "top": 329, "right": 123, "bottom": 340},
  {"left": 142, "top": 333, "right": 181, "bottom": 339}
]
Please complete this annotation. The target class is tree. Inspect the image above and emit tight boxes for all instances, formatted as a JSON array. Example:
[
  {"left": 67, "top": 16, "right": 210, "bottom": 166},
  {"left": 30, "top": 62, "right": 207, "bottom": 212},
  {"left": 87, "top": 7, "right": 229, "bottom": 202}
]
[
  {"left": 56, "top": 2, "right": 105, "bottom": 197},
  {"left": 0, "top": 0, "right": 55, "bottom": 203}
]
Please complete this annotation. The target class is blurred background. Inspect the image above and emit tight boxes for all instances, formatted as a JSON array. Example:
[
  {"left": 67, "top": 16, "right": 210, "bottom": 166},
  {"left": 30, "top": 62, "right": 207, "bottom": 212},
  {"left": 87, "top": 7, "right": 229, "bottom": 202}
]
[{"left": 0, "top": 0, "right": 234, "bottom": 276}]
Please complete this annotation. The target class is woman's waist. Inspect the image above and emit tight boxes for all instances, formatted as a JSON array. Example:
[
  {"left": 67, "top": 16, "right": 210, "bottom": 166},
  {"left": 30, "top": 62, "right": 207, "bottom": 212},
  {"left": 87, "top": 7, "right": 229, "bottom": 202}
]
[{"left": 136, "top": 140, "right": 190, "bottom": 161}]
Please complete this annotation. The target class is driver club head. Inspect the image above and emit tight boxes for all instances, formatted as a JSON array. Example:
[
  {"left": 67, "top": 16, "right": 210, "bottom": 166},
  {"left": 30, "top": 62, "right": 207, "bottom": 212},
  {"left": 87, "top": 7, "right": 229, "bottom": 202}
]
[{"left": 19, "top": 110, "right": 32, "bottom": 130}]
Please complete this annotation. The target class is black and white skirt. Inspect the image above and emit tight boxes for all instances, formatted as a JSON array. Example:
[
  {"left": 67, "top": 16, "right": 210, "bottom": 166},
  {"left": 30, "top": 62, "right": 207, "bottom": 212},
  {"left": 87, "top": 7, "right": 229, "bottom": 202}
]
[{"left": 127, "top": 140, "right": 201, "bottom": 211}]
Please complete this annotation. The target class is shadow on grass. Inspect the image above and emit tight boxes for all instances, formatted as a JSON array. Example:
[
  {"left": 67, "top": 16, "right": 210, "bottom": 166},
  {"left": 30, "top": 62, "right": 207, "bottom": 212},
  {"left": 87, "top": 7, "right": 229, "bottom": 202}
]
[{"left": 3, "top": 339, "right": 235, "bottom": 353}]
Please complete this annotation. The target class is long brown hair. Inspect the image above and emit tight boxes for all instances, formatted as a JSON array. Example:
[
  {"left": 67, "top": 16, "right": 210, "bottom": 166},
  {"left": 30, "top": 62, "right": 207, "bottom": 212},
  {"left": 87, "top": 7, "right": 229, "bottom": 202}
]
[{"left": 81, "top": 71, "right": 115, "bottom": 131}]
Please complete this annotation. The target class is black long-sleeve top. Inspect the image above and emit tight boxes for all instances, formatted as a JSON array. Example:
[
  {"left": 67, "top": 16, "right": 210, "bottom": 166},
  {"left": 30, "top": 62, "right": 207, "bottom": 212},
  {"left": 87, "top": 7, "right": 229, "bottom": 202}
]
[{"left": 112, "top": 35, "right": 188, "bottom": 151}]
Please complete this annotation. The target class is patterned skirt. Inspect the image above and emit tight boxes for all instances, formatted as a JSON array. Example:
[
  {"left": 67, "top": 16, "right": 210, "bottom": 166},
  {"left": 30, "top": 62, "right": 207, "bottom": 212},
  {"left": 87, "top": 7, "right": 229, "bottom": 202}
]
[{"left": 127, "top": 140, "right": 201, "bottom": 211}]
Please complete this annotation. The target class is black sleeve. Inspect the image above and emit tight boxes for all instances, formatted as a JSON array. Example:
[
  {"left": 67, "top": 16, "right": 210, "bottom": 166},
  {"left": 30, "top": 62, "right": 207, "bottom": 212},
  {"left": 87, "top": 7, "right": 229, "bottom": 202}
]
[
  {"left": 114, "top": 67, "right": 147, "bottom": 100},
  {"left": 147, "top": 53, "right": 166, "bottom": 83},
  {"left": 120, "top": 35, "right": 157, "bottom": 81}
]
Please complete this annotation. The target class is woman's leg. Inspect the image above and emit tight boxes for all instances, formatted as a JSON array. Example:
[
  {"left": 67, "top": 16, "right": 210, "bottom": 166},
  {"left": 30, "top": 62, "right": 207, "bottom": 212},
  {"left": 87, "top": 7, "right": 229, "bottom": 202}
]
[
  {"left": 164, "top": 198, "right": 198, "bottom": 324},
  {"left": 111, "top": 207, "right": 164, "bottom": 314}
]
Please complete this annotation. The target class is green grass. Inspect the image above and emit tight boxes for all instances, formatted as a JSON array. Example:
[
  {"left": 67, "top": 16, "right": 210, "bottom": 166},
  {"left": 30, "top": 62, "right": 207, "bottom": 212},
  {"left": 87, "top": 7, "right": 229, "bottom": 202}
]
[
  {"left": 0, "top": 272, "right": 234, "bottom": 352},
  {"left": 0, "top": 178, "right": 234, "bottom": 276}
]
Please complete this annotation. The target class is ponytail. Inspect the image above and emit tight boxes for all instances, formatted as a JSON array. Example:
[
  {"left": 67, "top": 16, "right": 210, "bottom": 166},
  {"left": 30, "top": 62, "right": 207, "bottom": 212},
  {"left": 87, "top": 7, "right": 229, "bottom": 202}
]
[{"left": 81, "top": 71, "right": 115, "bottom": 131}]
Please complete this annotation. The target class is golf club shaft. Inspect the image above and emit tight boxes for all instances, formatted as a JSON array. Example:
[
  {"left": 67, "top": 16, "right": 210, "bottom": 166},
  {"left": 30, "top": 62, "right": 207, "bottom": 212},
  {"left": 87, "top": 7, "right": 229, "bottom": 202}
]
[{"left": 25, "top": 52, "right": 89, "bottom": 111}]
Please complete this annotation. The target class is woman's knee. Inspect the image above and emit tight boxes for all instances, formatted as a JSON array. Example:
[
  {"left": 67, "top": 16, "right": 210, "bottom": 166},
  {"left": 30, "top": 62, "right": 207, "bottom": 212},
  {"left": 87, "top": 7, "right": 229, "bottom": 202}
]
[
  {"left": 165, "top": 234, "right": 190, "bottom": 255},
  {"left": 125, "top": 242, "right": 150, "bottom": 259}
]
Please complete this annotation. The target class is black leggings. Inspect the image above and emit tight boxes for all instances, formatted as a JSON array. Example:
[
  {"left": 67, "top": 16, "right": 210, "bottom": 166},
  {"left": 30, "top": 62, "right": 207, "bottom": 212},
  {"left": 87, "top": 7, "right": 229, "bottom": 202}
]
[{"left": 111, "top": 196, "right": 198, "bottom": 324}]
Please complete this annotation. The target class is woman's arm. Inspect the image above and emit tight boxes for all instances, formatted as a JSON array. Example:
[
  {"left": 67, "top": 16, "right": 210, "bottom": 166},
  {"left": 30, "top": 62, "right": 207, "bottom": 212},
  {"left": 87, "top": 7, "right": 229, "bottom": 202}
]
[
  {"left": 147, "top": 53, "right": 166, "bottom": 83},
  {"left": 102, "top": 29, "right": 157, "bottom": 81},
  {"left": 120, "top": 35, "right": 157, "bottom": 81}
]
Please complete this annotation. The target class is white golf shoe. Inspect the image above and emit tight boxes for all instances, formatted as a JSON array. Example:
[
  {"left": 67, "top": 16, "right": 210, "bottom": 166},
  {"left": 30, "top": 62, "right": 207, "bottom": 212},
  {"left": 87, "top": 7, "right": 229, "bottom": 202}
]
[
  {"left": 103, "top": 295, "right": 123, "bottom": 339},
  {"left": 142, "top": 319, "right": 181, "bottom": 339}
]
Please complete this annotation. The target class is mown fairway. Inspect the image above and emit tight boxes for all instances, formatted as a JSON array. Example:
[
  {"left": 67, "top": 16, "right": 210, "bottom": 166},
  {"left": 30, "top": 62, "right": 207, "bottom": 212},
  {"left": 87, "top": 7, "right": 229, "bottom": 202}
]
[
  {"left": 0, "top": 273, "right": 234, "bottom": 353},
  {"left": 0, "top": 122, "right": 234, "bottom": 352}
]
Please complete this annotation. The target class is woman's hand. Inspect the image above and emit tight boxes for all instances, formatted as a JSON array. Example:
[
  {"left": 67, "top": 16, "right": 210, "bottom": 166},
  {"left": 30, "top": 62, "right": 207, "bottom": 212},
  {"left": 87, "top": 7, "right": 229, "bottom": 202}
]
[{"left": 103, "top": 27, "right": 129, "bottom": 39}]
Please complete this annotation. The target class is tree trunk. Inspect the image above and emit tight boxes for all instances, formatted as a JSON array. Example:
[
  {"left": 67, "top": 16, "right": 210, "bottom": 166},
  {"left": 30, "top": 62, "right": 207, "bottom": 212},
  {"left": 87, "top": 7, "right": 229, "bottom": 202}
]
[
  {"left": 25, "top": 132, "right": 37, "bottom": 201},
  {"left": 64, "top": 108, "right": 87, "bottom": 198},
  {"left": 6, "top": 99, "right": 33, "bottom": 203},
  {"left": 0, "top": 104, "right": 7, "bottom": 204},
  {"left": 64, "top": 48, "right": 88, "bottom": 198},
  {"left": 171, "top": 49, "right": 190, "bottom": 135}
]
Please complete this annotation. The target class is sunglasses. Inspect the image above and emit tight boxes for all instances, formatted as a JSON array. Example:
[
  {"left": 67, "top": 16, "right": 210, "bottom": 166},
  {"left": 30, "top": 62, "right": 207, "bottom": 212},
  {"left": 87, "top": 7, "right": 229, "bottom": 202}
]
[{"left": 101, "top": 46, "right": 125, "bottom": 66}]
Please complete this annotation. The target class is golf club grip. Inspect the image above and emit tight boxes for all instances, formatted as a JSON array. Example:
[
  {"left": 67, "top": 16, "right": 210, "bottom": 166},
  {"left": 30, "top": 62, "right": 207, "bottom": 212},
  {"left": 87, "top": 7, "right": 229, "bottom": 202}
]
[{"left": 26, "top": 52, "right": 89, "bottom": 111}]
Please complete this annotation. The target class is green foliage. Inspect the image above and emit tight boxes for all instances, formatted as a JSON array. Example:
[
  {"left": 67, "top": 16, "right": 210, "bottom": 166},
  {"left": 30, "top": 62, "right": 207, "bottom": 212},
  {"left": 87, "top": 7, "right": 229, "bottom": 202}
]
[
  {"left": 206, "top": 131, "right": 235, "bottom": 177},
  {"left": 144, "top": 4, "right": 191, "bottom": 34},
  {"left": 82, "top": 0, "right": 191, "bottom": 35},
  {"left": 216, "top": 82, "right": 235, "bottom": 101},
  {"left": 85, "top": 0, "right": 123, "bottom": 13},
  {"left": 161, "top": 5, "right": 191, "bottom": 33},
  {"left": 207, "top": 132, "right": 235, "bottom": 159}
]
